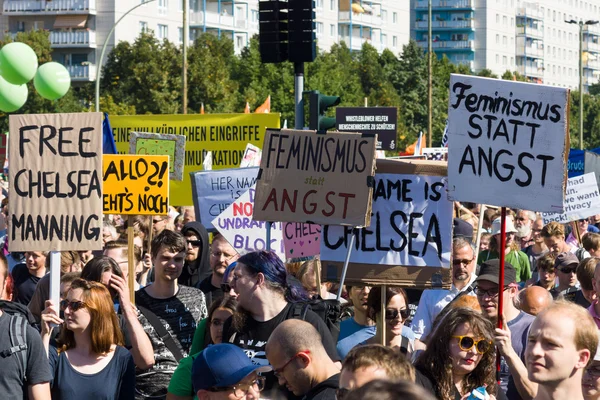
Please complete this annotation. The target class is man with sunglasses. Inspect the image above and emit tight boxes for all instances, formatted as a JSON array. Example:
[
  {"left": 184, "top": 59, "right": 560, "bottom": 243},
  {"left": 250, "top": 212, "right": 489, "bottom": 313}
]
[
  {"left": 192, "top": 343, "right": 272, "bottom": 400},
  {"left": 550, "top": 252, "right": 587, "bottom": 306},
  {"left": 179, "top": 221, "right": 210, "bottom": 288},
  {"left": 198, "top": 233, "right": 239, "bottom": 306},
  {"left": 265, "top": 319, "right": 340, "bottom": 400},
  {"left": 475, "top": 259, "right": 536, "bottom": 400}
]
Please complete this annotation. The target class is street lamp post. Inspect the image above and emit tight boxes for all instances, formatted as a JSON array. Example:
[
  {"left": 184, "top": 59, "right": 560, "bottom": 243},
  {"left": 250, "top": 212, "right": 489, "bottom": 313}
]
[
  {"left": 95, "top": 0, "right": 158, "bottom": 112},
  {"left": 566, "top": 19, "right": 599, "bottom": 150}
]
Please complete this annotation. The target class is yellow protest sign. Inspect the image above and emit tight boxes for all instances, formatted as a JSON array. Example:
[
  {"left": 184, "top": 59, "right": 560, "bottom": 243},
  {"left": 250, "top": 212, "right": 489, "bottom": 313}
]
[
  {"left": 110, "top": 113, "right": 281, "bottom": 205},
  {"left": 103, "top": 155, "right": 170, "bottom": 215}
]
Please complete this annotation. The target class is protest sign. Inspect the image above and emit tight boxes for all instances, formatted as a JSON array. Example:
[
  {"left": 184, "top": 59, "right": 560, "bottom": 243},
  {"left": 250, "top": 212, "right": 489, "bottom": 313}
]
[
  {"left": 103, "top": 155, "right": 170, "bottom": 215},
  {"left": 253, "top": 129, "right": 377, "bottom": 227},
  {"left": 422, "top": 147, "right": 447, "bottom": 161},
  {"left": 336, "top": 107, "right": 398, "bottom": 151},
  {"left": 9, "top": 113, "right": 103, "bottom": 251},
  {"left": 190, "top": 167, "right": 259, "bottom": 230},
  {"left": 239, "top": 143, "right": 262, "bottom": 167},
  {"left": 320, "top": 159, "right": 453, "bottom": 288},
  {"left": 541, "top": 172, "right": 600, "bottom": 224},
  {"left": 447, "top": 74, "right": 569, "bottom": 212},
  {"left": 110, "top": 113, "right": 281, "bottom": 205},
  {"left": 283, "top": 222, "right": 321, "bottom": 259},
  {"left": 211, "top": 186, "right": 285, "bottom": 259},
  {"left": 129, "top": 132, "right": 185, "bottom": 181},
  {"left": 584, "top": 151, "right": 600, "bottom": 192}
]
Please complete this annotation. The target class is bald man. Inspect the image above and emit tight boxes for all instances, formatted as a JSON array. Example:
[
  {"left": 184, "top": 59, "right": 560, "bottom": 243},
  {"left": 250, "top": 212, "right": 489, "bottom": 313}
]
[
  {"left": 266, "top": 319, "right": 340, "bottom": 400},
  {"left": 518, "top": 286, "right": 553, "bottom": 316}
]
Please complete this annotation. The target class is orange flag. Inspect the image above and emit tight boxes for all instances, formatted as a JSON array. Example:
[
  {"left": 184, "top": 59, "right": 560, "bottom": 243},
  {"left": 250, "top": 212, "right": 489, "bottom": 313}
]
[
  {"left": 244, "top": 102, "right": 250, "bottom": 114},
  {"left": 200, "top": 103, "right": 205, "bottom": 114},
  {"left": 254, "top": 95, "right": 271, "bottom": 113}
]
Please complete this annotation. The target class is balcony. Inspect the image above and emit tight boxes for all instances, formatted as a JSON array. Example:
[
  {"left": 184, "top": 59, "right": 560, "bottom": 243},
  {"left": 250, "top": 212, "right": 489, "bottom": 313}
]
[
  {"left": 516, "top": 25, "right": 543, "bottom": 39},
  {"left": 190, "top": 10, "right": 251, "bottom": 32},
  {"left": 417, "top": 39, "right": 474, "bottom": 51},
  {"left": 339, "top": 35, "right": 376, "bottom": 51},
  {"left": 66, "top": 64, "right": 96, "bottom": 81},
  {"left": 415, "top": 20, "right": 474, "bottom": 30},
  {"left": 50, "top": 30, "right": 96, "bottom": 48},
  {"left": 3, "top": 0, "right": 96, "bottom": 15},
  {"left": 516, "top": 44, "right": 544, "bottom": 58},
  {"left": 338, "top": 11, "right": 382, "bottom": 27},
  {"left": 517, "top": 65, "right": 544, "bottom": 78},
  {"left": 415, "top": 0, "right": 473, "bottom": 10},
  {"left": 516, "top": 7, "right": 543, "bottom": 20},
  {"left": 583, "top": 41, "right": 600, "bottom": 53},
  {"left": 585, "top": 58, "right": 600, "bottom": 70}
]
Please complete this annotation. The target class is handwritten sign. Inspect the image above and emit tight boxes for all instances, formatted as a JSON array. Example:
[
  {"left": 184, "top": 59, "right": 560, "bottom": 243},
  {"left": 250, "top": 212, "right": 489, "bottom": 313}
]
[
  {"left": 103, "top": 155, "right": 170, "bottom": 215},
  {"left": 283, "top": 223, "right": 321, "bottom": 259},
  {"left": 211, "top": 186, "right": 284, "bottom": 259},
  {"left": 447, "top": 74, "right": 568, "bottom": 212},
  {"left": 239, "top": 143, "right": 262, "bottom": 168},
  {"left": 253, "top": 129, "right": 377, "bottom": 227},
  {"left": 541, "top": 173, "right": 600, "bottom": 224},
  {"left": 129, "top": 132, "right": 185, "bottom": 181},
  {"left": 190, "top": 167, "right": 259, "bottom": 230},
  {"left": 9, "top": 113, "right": 103, "bottom": 251}
]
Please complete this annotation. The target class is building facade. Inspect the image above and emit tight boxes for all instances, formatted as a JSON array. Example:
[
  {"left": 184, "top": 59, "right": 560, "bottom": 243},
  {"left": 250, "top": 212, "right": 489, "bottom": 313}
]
[{"left": 0, "top": 0, "right": 410, "bottom": 84}]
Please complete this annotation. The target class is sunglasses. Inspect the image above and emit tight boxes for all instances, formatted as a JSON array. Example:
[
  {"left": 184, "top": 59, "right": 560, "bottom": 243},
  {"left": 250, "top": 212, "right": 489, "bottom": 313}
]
[
  {"left": 453, "top": 335, "right": 492, "bottom": 354},
  {"left": 452, "top": 258, "right": 474, "bottom": 266},
  {"left": 60, "top": 299, "right": 87, "bottom": 312},
  {"left": 556, "top": 266, "right": 577, "bottom": 274},
  {"left": 187, "top": 240, "right": 202, "bottom": 246},
  {"left": 385, "top": 308, "right": 410, "bottom": 321}
]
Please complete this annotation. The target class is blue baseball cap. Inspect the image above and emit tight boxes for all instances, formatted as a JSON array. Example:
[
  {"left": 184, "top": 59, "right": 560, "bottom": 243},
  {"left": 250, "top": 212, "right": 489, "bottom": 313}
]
[{"left": 192, "top": 344, "right": 272, "bottom": 393}]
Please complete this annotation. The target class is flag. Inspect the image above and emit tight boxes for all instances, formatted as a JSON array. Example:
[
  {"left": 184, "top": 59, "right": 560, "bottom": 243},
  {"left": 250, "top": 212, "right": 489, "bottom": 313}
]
[
  {"left": 200, "top": 102, "right": 205, "bottom": 114},
  {"left": 441, "top": 119, "right": 449, "bottom": 148},
  {"left": 283, "top": 119, "right": 288, "bottom": 129},
  {"left": 254, "top": 95, "right": 271, "bottom": 113},
  {"left": 414, "top": 132, "right": 423, "bottom": 156},
  {"left": 244, "top": 102, "right": 250, "bottom": 114},
  {"left": 103, "top": 113, "right": 117, "bottom": 155}
]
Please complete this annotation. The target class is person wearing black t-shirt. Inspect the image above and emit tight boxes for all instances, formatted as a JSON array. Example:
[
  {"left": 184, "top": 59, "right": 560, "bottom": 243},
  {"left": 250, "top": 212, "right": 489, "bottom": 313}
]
[
  {"left": 12, "top": 251, "right": 47, "bottom": 306},
  {"left": 225, "top": 250, "right": 340, "bottom": 400},
  {"left": 198, "top": 233, "right": 239, "bottom": 305}
]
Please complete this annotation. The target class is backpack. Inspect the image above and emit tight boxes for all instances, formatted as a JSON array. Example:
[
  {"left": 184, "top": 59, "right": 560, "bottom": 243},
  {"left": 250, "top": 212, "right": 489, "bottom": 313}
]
[
  {"left": 0, "top": 301, "right": 35, "bottom": 382},
  {"left": 287, "top": 298, "right": 342, "bottom": 342}
]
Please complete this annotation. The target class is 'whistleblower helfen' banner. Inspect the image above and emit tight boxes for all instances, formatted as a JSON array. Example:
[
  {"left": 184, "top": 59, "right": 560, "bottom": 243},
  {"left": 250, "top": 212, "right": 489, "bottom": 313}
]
[{"left": 110, "top": 113, "right": 281, "bottom": 205}]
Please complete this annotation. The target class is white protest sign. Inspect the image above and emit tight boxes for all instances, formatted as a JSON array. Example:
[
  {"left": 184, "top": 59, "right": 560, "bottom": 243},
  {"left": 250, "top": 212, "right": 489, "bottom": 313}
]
[
  {"left": 321, "top": 172, "right": 452, "bottom": 267},
  {"left": 190, "top": 167, "right": 258, "bottom": 230},
  {"left": 239, "top": 143, "right": 262, "bottom": 168},
  {"left": 447, "top": 74, "right": 568, "bottom": 212},
  {"left": 211, "top": 186, "right": 285, "bottom": 259},
  {"left": 541, "top": 172, "right": 600, "bottom": 224}
]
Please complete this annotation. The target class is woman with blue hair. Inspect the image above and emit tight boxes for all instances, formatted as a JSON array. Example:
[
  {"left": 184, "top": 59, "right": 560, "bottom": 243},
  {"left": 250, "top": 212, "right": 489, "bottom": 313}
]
[{"left": 225, "top": 251, "right": 340, "bottom": 399}]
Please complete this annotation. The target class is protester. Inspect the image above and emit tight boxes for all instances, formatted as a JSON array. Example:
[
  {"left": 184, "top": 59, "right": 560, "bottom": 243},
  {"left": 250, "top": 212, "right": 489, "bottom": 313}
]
[
  {"left": 343, "top": 379, "right": 436, "bottom": 400},
  {"left": 523, "top": 218, "right": 548, "bottom": 282},
  {"left": 167, "top": 296, "right": 238, "bottom": 400},
  {"left": 568, "top": 218, "right": 600, "bottom": 248},
  {"left": 298, "top": 257, "right": 342, "bottom": 301},
  {"left": 40, "top": 278, "right": 136, "bottom": 399},
  {"left": 578, "top": 257, "right": 599, "bottom": 305},
  {"left": 135, "top": 230, "right": 208, "bottom": 399},
  {"left": 584, "top": 233, "right": 600, "bottom": 258},
  {"left": 103, "top": 219, "right": 119, "bottom": 245},
  {"left": 478, "top": 218, "right": 531, "bottom": 283},
  {"left": 0, "top": 253, "right": 52, "bottom": 399},
  {"left": 179, "top": 221, "right": 210, "bottom": 288},
  {"left": 534, "top": 252, "right": 557, "bottom": 291},
  {"left": 515, "top": 210, "right": 536, "bottom": 249},
  {"left": 12, "top": 251, "right": 47, "bottom": 305},
  {"left": 542, "top": 221, "right": 575, "bottom": 253},
  {"left": 104, "top": 240, "right": 143, "bottom": 290},
  {"left": 480, "top": 232, "right": 492, "bottom": 252},
  {"left": 360, "top": 286, "right": 414, "bottom": 356},
  {"left": 191, "top": 344, "right": 271, "bottom": 400},
  {"left": 337, "top": 284, "right": 375, "bottom": 359},
  {"left": 152, "top": 215, "right": 171, "bottom": 236},
  {"left": 219, "top": 262, "right": 238, "bottom": 300},
  {"left": 517, "top": 286, "right": 553, "bottom": 316},
  {"left": 412, "top": 237, "right": 477, "bottom": 344},
  {"left": 414, "top": 307, "right": 506, "bottom": 399},
  {"left": 224, "top": 250, "right": 339, "bottom": 399},
  {"left": 199, "top": 233, "right": 239, "bottom": 305},
  {"left": 265, "top": 319, "right": 340, "bottom": 400},
  {"left": 583, "top": 332, "right": 600, "bottom": 400},
  {"left": 475, "top": 260, "right": 536, "bottom": 400},
  {"left": 181, "top": 207, "right": 196, "bottom": 224},
  {"left": 526, "top": 300, "right": 598, "bottom": 400},
  {"left": 338, "top": 344, "right": 415, "bottom": 397},
  {"left": 550, "top": 252, "right": 585, "bottom": 304},
  {"left": 588, "top": 259, "right": 600, "bottom": 329}
]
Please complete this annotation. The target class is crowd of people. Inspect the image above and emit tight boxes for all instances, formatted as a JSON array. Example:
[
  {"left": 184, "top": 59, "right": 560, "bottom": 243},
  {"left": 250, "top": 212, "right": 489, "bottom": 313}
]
[{"left": 2, "top": 201, "right": 600, "bottom": 400}]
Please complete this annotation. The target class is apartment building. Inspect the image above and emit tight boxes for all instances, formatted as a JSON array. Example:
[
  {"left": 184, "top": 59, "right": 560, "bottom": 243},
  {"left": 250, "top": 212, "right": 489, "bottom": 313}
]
[
  {"left": 411, "top": 0, "right": 600, "bottom": 91},
  {"left": 0, "top": 0, "right": 409, "bottom": 84}
]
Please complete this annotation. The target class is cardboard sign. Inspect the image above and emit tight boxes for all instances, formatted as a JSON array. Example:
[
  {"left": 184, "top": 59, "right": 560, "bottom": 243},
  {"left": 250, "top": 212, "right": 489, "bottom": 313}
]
[
  {"left": 320, "top": 159, "right": 453, "bottom": 288},
  {"left": 111, "top": 113, "right": 280, "bottom": 205},
  {"left": 103, "top": 155, "right": 170, "bottom": 215},
  {"left": 211, "top": 186, "right": 285, "bottom": 259},
  {"left": 447, "top": 74, "right": 569, "bottom": 212},
  {"left": 190, "top": 167, "right": 259, "bottom": 231},
  {"left": 239, "top": 143, "right": 262, "bottom": 168},
  {"left": 283, "top": 223, "right": 321, "bottom": 259},
  {"left": 9, "top": 113, "right": 103, "bottom": 251},
  {"left": 337, "top": 107, "right": 398, "bottom": 151},
  {"left": 253, "top": 129, "right": 377, "bottom": 227},
  {"left": 129, "top": 132, "right": 185, "bottom": 181},
  {"left": 541, "top": 173, "right": 600, "bottom": 224}
]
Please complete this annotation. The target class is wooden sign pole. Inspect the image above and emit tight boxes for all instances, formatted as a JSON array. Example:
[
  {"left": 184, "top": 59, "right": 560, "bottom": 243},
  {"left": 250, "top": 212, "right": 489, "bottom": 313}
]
[{"left": 127, "top": 215, "right": 135, "bottom": 305}]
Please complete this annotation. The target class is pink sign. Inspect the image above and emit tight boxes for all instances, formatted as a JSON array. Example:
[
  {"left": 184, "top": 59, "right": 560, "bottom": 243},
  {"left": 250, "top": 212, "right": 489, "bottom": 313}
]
[{"left": 283, "top": 223, "right": 322, "bottom": 259}]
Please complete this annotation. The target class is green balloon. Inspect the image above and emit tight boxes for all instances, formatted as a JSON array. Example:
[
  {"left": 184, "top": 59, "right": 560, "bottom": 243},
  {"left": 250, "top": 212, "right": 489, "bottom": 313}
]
[
  {"left": 0, "top": 42, "right": 38, "bottom": 85},
  {"left": 0, "top": 76, "right": 27, "bottom": 112},
  {"left": 34, "top": 62, "right": 71, "bottom": 101}
]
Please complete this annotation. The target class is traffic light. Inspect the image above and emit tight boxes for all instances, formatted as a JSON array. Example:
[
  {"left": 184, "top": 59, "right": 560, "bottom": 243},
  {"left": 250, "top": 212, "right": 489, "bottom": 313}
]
[
  {"left": 308, "top": 90, "right": 341, "bottom": 133},
  {"left": 259, "top": 0, "right": 288, "bottom": 63},
  {"left": 287, "top": 0, "right": 316, "bottom": 62}
]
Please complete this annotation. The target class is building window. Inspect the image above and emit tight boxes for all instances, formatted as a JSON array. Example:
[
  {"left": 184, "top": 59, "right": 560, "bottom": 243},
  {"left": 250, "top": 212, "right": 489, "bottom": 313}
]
[
  {"left": 393, "top": 12, "right": 397, "bottom": 23},
  {"left": 316, "top": 0, "right": 322, "bottom": 8},
  {"left": 140, "top": 21, "right": 148, "bottom": 33},
  {"left": 393, "top": 36, "right": 397, "bottom": 47},
  {"left": 158, "top": 24, "right": 168, "bottom": 40},
  {"left": 178, "top": 27, "right": 183, "bottom": 42},
  {"left": 330, "top": 24, "right": 335, "bottom": 36},
  {"left": 503, "top": 55, "right": 507, "bottom": 65},
  {"left": 330, "top": 0, "right": 334, "bottom": 10},
  {"left": 382, "top": 34, "right": 387, "bottom": 45},
  {"left": 381, "top": 10, "right": 387, "bottom": 21},
  {"left": 236, "top": 36, "right": 244, "bottom": 49},
  {"left": 503, "top": 36, "right": 507, "bottom": 46},
  {"left": 316, "top": 22, "right": 323, "bottom": 36},
  {"left": 496, "top": 54, "right": 500, "bottom": 63},
  {"left": 503, "top": 15, "right": 507, "bottom": 25},
  {"left": 496, "top": 13, "right": 500, "bottom": 23},
  {"left": 496, "top": 34, "right": 500, "bottom": 44},
  {"left": 158, "top": 0, "right": 168, "bottom": 14}
]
